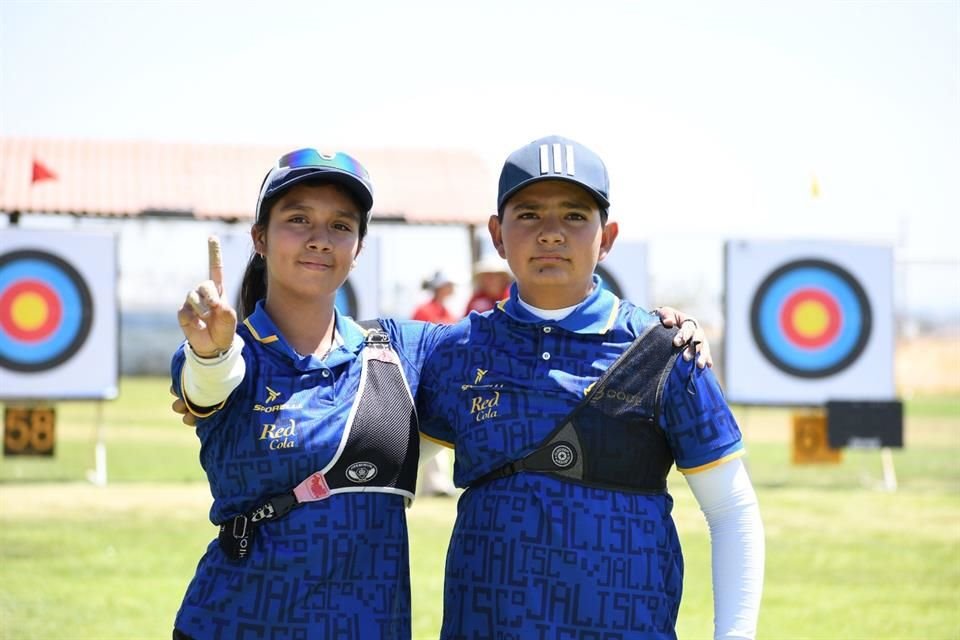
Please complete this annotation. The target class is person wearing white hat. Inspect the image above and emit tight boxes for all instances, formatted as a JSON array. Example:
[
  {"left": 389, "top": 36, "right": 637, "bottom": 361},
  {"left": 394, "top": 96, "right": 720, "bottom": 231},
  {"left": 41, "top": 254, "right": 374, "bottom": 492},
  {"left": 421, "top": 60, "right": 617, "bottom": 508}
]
[
  {"left": 410, "top": 270, "right": 460, "bottom": 496},
  {"left": 464, "top": 254, "right": 513, "bottom": 315},
  {"left": 412, "top": 270, "right": 457, "bottom": 325}
]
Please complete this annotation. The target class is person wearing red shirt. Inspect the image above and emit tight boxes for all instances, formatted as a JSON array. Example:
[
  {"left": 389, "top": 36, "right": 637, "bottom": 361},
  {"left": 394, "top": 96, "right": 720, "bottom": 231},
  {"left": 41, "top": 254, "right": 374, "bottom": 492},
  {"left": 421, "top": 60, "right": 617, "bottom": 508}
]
[{"left": 412, "top": 271, "right": 457, "bottom": 325}]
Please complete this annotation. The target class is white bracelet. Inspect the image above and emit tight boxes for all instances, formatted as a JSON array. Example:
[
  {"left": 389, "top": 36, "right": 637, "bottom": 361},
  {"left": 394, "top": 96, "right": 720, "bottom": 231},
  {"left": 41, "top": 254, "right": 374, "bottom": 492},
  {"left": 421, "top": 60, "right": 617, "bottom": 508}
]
[{"left": 185, "top": 336, "right": 240, "bottom": 365}]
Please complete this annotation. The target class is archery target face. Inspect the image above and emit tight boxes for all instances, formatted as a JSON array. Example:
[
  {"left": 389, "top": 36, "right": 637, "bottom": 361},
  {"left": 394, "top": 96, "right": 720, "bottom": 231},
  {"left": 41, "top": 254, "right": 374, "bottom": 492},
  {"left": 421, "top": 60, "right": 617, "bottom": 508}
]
[
  {"left": 0, "top": 250, "right": 93, "bottom": 372},
  {"left": 725, "top": 241, "right": 893, "bottom": 405},
  {"left": 0, "top": 230, "right": 118, "bottom": 400},
  {"left": 751, "top": 259, "right": 871, "bottom": 378}
]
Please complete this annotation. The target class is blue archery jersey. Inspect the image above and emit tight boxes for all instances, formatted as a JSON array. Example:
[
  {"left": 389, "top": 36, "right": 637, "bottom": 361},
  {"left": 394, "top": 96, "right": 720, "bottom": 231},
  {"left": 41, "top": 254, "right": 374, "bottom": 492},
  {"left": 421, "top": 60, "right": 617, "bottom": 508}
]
[
  {"left": 171, "top": 302, "right": 447, "bottom": 640},
  {"left": 417, "top": 277, "right": 744, "bottom": 639}
]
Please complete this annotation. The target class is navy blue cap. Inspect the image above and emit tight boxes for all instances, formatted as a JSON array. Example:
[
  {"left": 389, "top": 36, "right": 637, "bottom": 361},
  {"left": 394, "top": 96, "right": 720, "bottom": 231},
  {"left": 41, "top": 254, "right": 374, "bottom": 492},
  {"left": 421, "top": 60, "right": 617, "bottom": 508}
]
[
  {"left": 497, "top": 135, "right": 610, "bottom": 213},
  {"left": 256, "top": 148, "right": 374, "bottom": 224}
]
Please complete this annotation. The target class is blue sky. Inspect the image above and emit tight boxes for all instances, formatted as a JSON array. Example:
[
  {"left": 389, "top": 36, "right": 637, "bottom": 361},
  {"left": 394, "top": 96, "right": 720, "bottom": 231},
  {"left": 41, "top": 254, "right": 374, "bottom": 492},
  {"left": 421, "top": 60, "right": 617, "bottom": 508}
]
[{"left": 1, "top": 0, "right": 957, "bottom": 320}]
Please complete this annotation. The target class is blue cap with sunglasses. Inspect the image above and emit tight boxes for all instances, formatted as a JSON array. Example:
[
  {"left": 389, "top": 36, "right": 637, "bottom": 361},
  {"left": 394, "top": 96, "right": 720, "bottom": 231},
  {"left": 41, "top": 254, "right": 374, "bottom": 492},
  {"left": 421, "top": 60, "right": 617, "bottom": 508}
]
[
  {"left": 256, "top": 148, "right": 374, "bottom": 223},
  {"left": 497, "top": 135, "right": 610, "bottom": 216}
]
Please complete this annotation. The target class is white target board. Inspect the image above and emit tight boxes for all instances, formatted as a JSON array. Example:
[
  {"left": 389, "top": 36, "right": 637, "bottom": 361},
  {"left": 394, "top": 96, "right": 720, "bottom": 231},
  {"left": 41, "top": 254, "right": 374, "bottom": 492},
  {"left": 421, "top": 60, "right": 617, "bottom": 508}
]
[
  {"left": 724, "top": 240, "right": 894, "bottom": 405},
  {"left": 596, "top": 240, "right": 649, "bottom": 309},
  {"left": 0, "top": 229, "right": 118, "bottom": 400},
  {"left": 218, "top": 231, "right": 381, "bottom": 320}
]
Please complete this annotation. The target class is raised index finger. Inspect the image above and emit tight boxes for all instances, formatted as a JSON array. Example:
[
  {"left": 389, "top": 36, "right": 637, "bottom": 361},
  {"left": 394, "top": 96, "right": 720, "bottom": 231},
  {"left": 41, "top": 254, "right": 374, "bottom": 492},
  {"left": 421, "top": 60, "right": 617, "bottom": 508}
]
[{"left": 208, "top": 235, "right": 224, "bottom": 293}]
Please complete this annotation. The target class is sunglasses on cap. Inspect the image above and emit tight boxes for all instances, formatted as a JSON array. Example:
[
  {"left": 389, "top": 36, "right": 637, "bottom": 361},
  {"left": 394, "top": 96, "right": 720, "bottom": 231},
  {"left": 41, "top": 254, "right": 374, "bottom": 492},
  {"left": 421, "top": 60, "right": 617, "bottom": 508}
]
[{"left": 256, "top": 148, "right": 375, "bottom": 222}]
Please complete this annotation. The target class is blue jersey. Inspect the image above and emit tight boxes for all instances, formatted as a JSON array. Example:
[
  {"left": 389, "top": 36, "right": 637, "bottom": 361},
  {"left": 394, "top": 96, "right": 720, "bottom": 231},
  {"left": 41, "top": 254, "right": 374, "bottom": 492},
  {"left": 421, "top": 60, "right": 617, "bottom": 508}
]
[
  {"left": 417, "top": 278, "right": 744, "bottom": 639},
  {"left": 171, "top": 302, "right": 445, "bottom": 640}
]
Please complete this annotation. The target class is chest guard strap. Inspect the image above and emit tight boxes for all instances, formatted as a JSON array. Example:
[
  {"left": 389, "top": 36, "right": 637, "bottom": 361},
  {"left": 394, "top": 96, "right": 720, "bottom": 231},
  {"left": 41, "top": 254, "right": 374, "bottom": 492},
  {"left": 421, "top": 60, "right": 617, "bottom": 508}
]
[{"left": 472, "top": 323, "right": 682, "bottom": 494}]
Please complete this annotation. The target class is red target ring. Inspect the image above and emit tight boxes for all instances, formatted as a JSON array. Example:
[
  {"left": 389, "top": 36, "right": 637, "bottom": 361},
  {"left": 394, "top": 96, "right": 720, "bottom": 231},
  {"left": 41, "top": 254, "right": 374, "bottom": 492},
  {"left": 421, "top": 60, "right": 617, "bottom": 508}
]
[
  {"left": 0, "top": 249, "right": 94, "bottom": 373},
  {"left": 0, "top": 280, "right": 63, "bottom": 342},
  {"left": 779, "top": 287, "right": 841, "bottom": 349}
]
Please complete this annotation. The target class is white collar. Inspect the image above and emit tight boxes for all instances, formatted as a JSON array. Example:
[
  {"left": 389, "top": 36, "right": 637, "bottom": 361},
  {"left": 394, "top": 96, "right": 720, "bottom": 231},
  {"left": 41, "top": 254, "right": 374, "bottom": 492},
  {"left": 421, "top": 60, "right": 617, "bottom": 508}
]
[{"left": 516, "top": 296, "right": 578, "bottom": 321}]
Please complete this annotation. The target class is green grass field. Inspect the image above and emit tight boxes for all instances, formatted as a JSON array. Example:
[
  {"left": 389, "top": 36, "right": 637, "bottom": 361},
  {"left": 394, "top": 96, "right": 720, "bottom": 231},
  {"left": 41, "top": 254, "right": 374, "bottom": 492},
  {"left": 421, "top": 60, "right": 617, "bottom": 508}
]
[{"left": 1, "top": 377, "right": 958, "bottom": 639}]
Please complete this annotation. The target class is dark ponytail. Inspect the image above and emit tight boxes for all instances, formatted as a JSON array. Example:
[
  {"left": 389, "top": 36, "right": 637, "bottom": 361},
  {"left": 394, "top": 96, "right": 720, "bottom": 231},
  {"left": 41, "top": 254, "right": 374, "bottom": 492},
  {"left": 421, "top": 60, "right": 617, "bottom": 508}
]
[{"left": 238, "top": 250, "right": 266, "bottom": 320}]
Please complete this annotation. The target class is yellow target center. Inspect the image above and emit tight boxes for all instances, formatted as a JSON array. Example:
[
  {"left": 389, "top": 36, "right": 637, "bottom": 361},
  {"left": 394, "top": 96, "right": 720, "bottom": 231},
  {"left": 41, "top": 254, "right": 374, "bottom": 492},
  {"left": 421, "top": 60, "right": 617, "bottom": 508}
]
[
  {"left": 11, "top": 292, "right": 49, "bottom": 330},
  {"left": 792, "top": 300, "right": 829, "bottom": 338}
]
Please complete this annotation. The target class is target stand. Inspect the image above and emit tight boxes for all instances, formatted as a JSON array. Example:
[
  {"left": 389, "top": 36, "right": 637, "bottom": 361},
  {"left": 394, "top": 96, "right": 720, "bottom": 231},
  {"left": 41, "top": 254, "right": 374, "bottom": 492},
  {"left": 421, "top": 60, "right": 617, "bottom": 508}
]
[
  {"left": 725, "top": 240, "right": 902, "bottom": 491},
  {"left": 0, "top": 230, "right": 119, "bottom": 486},
  {"left": 827, "top": 400, "right": 903, "bottom": 491}
]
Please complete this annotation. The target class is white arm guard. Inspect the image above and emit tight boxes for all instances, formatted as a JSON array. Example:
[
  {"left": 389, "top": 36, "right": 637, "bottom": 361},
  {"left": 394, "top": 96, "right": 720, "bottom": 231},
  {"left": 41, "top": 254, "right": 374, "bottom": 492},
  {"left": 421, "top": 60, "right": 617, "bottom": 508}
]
[
  {"left": 182, "top": 334, "right": 246, "bottom": 408},
  {"left": 685, "top": 458, "right": 765, "bottom": 640}
]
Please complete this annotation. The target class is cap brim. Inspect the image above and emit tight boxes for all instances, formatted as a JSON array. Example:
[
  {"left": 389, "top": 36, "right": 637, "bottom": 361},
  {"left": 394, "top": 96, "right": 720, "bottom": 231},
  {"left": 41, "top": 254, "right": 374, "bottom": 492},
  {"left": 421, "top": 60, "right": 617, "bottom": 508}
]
[
  {"left": 498, "top": 175, "right": 610, "bottom": 212},
  {"left": 262, "top": 168, "right": 374, "bottom": 217}
]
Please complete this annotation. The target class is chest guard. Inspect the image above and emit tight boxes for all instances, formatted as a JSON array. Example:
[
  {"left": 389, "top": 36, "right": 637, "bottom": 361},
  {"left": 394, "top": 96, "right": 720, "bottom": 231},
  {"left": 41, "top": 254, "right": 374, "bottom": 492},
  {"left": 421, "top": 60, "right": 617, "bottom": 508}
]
[
  {"left": 321, "top": 320, "right": 420, "bottom": 500},
  {"left": 473, "top": 323, "right": 681, "bottom": 494},
  {"left": 219, "top": 321, "right": 420, "bottom": 561}
]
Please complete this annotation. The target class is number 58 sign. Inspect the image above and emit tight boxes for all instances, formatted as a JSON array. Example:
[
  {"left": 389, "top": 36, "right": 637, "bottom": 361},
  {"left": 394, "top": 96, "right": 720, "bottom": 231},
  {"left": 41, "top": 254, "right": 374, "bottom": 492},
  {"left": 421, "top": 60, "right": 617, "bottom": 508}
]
[{"left": 4, "top": 406, "right": 55, "bottom": 456}]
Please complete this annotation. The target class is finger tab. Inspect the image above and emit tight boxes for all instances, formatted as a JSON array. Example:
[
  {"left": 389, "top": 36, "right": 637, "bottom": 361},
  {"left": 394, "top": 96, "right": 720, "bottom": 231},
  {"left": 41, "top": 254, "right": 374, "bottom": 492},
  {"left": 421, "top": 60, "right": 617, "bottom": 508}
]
[
  {"left": 208, "top": 236, "right": 224, "bottom": 289},
  {"left": 208, "top": 236, "right": 223, "bottom": 269}
]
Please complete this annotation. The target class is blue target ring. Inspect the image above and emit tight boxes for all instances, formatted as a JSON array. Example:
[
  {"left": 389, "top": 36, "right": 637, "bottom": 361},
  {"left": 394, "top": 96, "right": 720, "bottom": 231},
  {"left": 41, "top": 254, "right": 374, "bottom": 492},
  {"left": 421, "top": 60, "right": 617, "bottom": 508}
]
[
  {"left": 0, "top": 250, "right": 93, "bottom": 372},
  {"left": 750, "top": 259, "right": 871, "bottom": 378}
]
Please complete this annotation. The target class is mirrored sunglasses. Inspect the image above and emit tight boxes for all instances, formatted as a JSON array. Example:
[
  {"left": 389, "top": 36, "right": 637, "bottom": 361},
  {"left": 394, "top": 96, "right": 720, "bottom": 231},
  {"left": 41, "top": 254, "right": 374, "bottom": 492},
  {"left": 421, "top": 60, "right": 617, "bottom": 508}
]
[{"left": 276, "top": 148, "right": 370, "bottom": 181}]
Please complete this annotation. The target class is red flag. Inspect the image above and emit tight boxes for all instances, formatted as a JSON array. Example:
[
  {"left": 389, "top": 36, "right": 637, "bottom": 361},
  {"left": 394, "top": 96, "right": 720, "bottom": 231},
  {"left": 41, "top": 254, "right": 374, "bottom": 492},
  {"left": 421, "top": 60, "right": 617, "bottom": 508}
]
[{"left": 31, "top": 160, "right": 57, "bottom": 184}]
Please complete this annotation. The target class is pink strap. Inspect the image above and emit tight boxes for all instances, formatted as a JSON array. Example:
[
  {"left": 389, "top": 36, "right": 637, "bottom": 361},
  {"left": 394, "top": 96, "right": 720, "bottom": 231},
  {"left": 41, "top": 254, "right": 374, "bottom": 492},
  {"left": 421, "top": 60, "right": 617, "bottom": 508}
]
[{"left": 292, "top": 471, "right": 331, "bottom": 503}]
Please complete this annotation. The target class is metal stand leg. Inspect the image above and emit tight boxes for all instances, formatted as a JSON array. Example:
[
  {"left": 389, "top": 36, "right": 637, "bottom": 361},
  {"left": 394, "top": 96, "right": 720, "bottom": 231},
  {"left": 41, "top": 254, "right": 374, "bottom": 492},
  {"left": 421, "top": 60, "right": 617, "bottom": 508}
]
[
  {"left": 86, "top": 401, "right": 107, "bottom": 487},
  {"left": 880, "top": 447, "right": 897, "bottom": 492}
]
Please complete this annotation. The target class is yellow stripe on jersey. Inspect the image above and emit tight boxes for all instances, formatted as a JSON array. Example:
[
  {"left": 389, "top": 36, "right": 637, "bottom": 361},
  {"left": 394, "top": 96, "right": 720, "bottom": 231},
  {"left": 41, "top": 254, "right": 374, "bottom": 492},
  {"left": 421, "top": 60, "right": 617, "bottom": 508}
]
[
  {"left": 243, "top": 317, "right": 279, "bottom": 344},
  {"left": 179, "top": 367, "right": 227, "bottom": 418},
  {"left": 677, "top": 449, "right": 745, "bottom": 475},
  {"left": 420, "top": 431, "right": 455, "bottom": 449},
  {"left": 601, "top": 296, "right": 620, "bottom": 334}
]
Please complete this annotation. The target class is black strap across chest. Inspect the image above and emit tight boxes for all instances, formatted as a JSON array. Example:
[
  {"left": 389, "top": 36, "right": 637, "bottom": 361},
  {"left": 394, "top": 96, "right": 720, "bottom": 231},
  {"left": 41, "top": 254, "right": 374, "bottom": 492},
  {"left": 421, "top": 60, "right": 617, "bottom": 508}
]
[{"left": 471, "top": 323, "right": 682, "bottom": 494}]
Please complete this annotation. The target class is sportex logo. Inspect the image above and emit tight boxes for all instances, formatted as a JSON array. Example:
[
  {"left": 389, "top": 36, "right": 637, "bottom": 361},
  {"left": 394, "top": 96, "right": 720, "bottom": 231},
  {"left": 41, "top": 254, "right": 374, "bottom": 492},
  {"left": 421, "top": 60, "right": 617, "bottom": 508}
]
[
  {"left": 460, "top": 368, "right": 504, "bottom": 391},
  {"left": 253, "top": 386, "right": 303, "bottom": 413}
]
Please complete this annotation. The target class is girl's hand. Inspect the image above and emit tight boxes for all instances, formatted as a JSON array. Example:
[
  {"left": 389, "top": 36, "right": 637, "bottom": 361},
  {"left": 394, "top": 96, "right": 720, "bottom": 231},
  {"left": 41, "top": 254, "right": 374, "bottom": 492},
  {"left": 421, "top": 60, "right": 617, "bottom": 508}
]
[{"left": 177, "top": 236, "right": 237, "bottom": 357}]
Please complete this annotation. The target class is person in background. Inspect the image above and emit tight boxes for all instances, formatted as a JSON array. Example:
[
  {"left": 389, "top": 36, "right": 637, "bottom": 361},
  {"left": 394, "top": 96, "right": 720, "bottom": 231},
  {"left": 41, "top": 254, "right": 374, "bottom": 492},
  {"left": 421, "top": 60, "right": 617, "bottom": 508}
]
[
  {"left": 411, "top": 270, "right": 457, "bottom": 324},
  {"left": 464, "top": 253, "right": 513, "bottom": 315},
  {"left": 411, "top": 271, "right": 460, "bottom": 496},
  {"left": 416, "top": 135, "right": 764, "bottom": 640}
]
